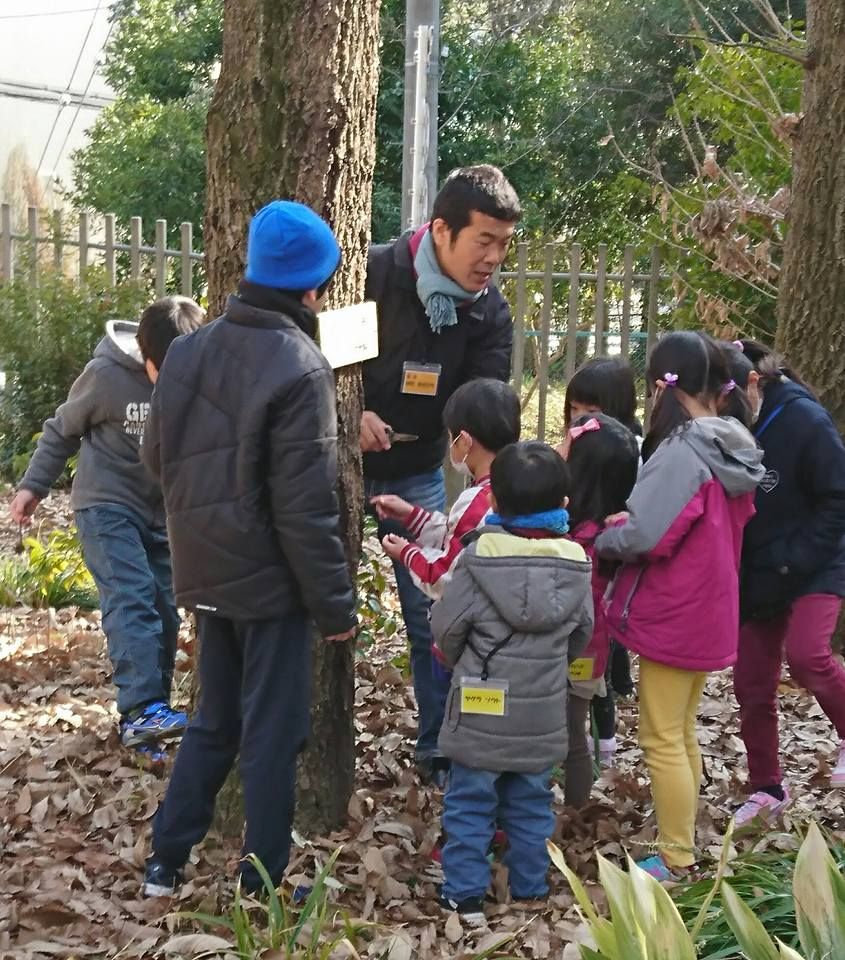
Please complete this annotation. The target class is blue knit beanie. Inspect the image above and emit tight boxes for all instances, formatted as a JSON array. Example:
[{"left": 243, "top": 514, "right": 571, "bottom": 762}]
[{"left": 245, "top": 200, "right": 341, "bottom": 291}]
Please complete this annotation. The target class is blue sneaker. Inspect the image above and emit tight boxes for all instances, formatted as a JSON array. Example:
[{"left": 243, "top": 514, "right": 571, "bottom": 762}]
[
  {"left": 121, "top": 702, "right": 188, "bottom": 746},
  {"left": 142, "top": 857, "right": 183, "bottom": 898}
]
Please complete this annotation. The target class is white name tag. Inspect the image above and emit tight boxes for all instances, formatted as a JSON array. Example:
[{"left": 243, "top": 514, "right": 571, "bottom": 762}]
[{"left": 317, "top": 302, "right": 379, "bottom": 369}]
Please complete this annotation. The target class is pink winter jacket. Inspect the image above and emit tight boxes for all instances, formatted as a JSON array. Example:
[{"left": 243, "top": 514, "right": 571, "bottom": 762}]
[{"left": 595, "top": 418, "right": 764, "bottom": 672}]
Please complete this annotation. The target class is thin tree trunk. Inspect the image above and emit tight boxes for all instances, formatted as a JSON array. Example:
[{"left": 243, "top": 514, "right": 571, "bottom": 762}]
[
  {"left": 204, "top": 0, "right": 380, "bottom": 834},
  {"left": 775, "top": 2, "right": 845, "bottom": 425}
]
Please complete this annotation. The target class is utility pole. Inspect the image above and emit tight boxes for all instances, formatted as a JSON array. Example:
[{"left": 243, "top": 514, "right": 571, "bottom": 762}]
[{"left": 401, "top": 0, "right": 440, "bottom": 231}]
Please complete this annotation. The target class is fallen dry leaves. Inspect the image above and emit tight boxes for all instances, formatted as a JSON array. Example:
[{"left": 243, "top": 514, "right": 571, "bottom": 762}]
[{"left": 2, "top": 489, "right": 844, "bottom": 959}]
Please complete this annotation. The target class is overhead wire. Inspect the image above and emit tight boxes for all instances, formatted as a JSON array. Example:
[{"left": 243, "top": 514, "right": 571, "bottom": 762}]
[{"left": 35, "top": 0, "right": 106, "bottom": 177}]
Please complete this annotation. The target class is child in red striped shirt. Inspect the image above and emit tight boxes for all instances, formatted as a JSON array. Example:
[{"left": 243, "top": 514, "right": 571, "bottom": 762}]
[{"left": 373, "top": 378, "right": 521, "bottom": 602}]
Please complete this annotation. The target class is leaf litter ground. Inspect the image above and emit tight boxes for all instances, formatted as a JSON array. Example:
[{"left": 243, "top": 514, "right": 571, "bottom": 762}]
[{"left": 2, "top": 489, "right": 844, "bottom": 959}]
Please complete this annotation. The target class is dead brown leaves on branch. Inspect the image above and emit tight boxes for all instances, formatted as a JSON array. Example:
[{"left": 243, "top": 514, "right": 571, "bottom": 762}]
[{"left": 1, "top": 492, "right": 844, "bottom": 958}]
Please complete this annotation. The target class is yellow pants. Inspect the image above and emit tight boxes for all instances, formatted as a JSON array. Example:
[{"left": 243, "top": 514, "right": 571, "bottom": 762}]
[{"left": 638, "top": 658, "right": 708, "bottom": 868}]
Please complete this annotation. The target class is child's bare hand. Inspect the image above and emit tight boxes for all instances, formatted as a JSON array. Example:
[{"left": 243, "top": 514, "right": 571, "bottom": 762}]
[
  {"left": 9, "top": 489, "right": 40, "bottom": 526},
  {"left": 382, "top": 533, "right": 409, "bottom": 561},
  {"left": 371, "top": 494, "right": 414, "bottom": 522},
  {"left": 605, "top": 511, "right": 630, "bottom": 526}
]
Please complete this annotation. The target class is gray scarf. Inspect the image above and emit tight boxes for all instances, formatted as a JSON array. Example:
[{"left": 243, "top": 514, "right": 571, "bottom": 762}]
[{"left": 414, "top": 228, "right": 483, "bottom": 334}]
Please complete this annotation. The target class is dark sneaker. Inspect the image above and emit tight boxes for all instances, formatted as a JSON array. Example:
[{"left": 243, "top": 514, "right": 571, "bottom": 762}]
[
  {"left": 438, "top": 893, "right": 486, "bottom": 928},
  {"left": 121, "top": 702, "right": 188, "bottom": 746},
  {"left": 142, "top": 858, "right": 183, "bottom": 898}
]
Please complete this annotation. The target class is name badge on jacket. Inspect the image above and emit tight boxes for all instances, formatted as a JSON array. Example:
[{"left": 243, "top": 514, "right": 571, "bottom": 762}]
[{"left": 401, "top": 361, "right": 442, "bottom": 397}]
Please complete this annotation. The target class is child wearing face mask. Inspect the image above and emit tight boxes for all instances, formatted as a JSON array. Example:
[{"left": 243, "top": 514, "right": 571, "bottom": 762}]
[{"left": 374, "top": 378, "right": 521, "bottom": 602}]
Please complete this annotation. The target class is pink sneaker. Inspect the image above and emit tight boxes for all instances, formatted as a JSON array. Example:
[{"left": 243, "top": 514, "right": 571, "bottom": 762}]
[
  {"left": 831, "top": 743, "right": 845, "bottom": 788},
  {"left": 735, "top": 789, "right": 791, "bottom": 828}
]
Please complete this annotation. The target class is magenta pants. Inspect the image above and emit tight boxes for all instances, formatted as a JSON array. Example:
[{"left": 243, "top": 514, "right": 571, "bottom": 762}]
[{"left": 734, "top": 594, "right": 845, "bottom": 788}]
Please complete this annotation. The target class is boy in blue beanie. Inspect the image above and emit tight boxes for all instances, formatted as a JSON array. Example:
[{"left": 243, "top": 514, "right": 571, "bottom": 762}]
[{"left": 141, "top": 200, "right": 358, "bottom": 897}]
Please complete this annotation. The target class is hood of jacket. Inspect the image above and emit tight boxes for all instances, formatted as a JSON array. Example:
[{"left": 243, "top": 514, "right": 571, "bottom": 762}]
[
  {"left": 462, "top": 527, "right": 592, "bottom": 633},
  {"left": 95, "top": 320, "right": 145, "bottom": 371},
  {"left": 681, "top": 416, "right": 765, "bottom": 497},
  {"left": 755, "top": 376, "right": 815, "bottom": 434}
]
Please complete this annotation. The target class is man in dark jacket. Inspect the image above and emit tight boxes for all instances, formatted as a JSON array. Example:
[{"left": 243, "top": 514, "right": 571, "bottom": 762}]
[
  {"left": 362, "top": 165, "right": 520, "bottom": 780},
  {"left": 141, "top": 200, "right": 358, "bottom": 897}
]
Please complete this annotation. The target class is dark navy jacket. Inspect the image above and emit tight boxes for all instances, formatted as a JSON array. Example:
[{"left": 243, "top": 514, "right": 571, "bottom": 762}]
[{"left": 740, "top": 377, "right": 845, "bottom": 622}]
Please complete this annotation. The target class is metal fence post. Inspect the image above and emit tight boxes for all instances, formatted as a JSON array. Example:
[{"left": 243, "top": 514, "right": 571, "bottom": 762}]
[
  {"left": 180, "top": 221, "right": 193, "bottom": 296},
  {"left": 593, "top": 243, "right": 607, "bottom": 356},
  {"left": 155, "top": 219, "right": 167, "bottom": 297},
  {"left": 621, "top": 244, "right": 634, "bottom": 360},
  {"left": 565, "top": 243, "right": 581, "bottom": 383},
  {"left": 1, "top": 203, "right": 12, "bottom": 281},
  {"left": 510, "top": 242, "right": 528, "bottom": 391},
  {"left": 537, "top": 243, "right": 555, "bottom": 442},
  {"left": 104, "top": 214, "right": 116, "bottom": 286},
  {"left": 78, "top": 212, "right": 89, "bottom": 277},
  {"left": 644, "top": 246, "right": 662, "bottom": 426},
  {"left": 130, "top": 216, "right": 142, "bottom": 279},
  {"left": 27, "top": 206, "right": 38, "bottom": 286}
]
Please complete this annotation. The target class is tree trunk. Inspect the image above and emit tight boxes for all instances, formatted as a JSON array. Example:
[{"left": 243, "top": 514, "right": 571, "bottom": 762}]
[
  {"left": 775, "top": 2, "right": 845, "bottom": 425},
  {"left": 204, "top": 0, "right": 380, "bottom": 834}
]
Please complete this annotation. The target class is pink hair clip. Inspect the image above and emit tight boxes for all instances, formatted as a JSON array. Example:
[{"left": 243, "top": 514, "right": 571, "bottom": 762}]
[
  {"left": 733, "top": 340, "right": 745, "bottom": 352},
  {"left": 721, "top": 379, "right": 736, "bottom": 395},
  {"left": 568, "top": 417, "right": 601, "bottom": 441},
  {"left": 663, "top": 372, "right": 679, "bottom": 387}
]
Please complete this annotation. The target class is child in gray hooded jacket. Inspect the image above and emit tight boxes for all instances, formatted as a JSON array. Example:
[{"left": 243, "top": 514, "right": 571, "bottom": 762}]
[
  {"left": 431, "top": 440, "right": 593, "bottom": 926},
  {"left": 9, "top": 297, "right": 204, "bottom": 754}
]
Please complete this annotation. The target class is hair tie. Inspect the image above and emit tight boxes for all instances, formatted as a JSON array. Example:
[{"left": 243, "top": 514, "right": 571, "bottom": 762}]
[
  {"left": 733, "top": 340, "right": 745, "bottom": 352},
  {"left": 568, "top": 417, "right": 601, "bottom": 441},
  {"left": 721, "top": 379, "right": 736, "bottom": 395},
  {"left": 663, "top": 372, "right": 679, "bottom": 387}
]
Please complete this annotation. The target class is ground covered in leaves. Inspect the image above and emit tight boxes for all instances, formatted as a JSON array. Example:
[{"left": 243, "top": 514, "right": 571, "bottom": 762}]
[{"left": 2, "top": 489, "right": 845, "bottom": 959}]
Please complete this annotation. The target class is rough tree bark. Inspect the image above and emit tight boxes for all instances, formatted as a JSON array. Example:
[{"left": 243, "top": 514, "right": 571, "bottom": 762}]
[
  {"left": 776, "top": 1, "right": 845, "bottom": 426},
  {"left": 204, "top": 0, "right": 381, "bottom": 834}
]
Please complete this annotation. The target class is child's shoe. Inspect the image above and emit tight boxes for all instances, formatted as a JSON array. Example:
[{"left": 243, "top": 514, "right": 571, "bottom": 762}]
[
  {"left": 133, "top": 741, "right": 167, "bottom": 764},
  {"left": 831, "top": 743, "right": 845, "bottom": 787},
  {"left": 121, "top": 702, "right": 188, "bottom": 746},
  {"left": 734, "top": 788, "right": 791, "bottom": 828},
  {"left": 142, "top": 857, "right": 183, "bottom": 897},
  {"left": 438, "top": 892, "right": 486, "bottom": 928},
  {"left": 598, "top": 737, "right": 617, "bottom": 767},
  {"left": 636, "top": 855, "right": 689, "bottom": 882}
]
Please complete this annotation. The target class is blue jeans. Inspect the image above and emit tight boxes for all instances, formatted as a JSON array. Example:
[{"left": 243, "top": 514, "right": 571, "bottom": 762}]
[
  {"left": 442, "top": 762, "right": 554, "bottom": 901},
  {"left": 75, "top": 504, "right": 179, "bottom": 717},
  {"left": 364, "top": 468, "right": 449, "bottom": 757}
]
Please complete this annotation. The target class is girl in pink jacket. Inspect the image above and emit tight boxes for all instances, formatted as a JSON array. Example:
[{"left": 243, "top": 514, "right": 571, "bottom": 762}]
[{"left": 596, "top": 332, "right": 764, "bottom": 880}]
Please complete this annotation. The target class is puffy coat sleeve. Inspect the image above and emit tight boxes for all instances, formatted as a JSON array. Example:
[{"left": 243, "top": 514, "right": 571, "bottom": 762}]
[
  {"left": 267, "top": 367, "right": 357, "bottom": 636},
  {"left": 462, "top": 289, "right": 513, "bottom": 382},
  {"left": 430, "top": 557, "right": 478, "bottom": 668},
  {"left": 770, "top": 402, "right": 845, "bottom": 577},
  {"left": 595, "top": 438, "right": 706, "bottom": 563}
]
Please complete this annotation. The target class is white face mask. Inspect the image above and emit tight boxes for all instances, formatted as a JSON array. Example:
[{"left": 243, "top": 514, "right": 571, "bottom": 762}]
[{"left": 449, "top": 434, "right": 473, "bottom": 479}]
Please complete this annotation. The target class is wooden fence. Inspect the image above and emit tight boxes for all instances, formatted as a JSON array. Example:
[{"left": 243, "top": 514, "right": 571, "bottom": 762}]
[{"left": 0, "top": 204, "right": 670, "bottom": 439}]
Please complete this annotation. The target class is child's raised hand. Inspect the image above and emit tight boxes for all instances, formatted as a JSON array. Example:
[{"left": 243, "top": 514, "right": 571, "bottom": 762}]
[
  {"left": 371, "top": 495, "right": 414, "bottom": 522},
  {"left": 9, "top": 489, "right": 40, "bottom": 526},
  {"left": 381, "top": 532, "right": 410, "bottom": 561}
]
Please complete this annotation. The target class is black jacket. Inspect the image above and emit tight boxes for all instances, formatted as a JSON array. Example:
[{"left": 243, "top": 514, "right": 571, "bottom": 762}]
[
  {"left": 142, "top": 286, "right": 357, "bottom": 634},
  {"left": 741, "top": 377, "right": 845, "bottom": 622},
  {"left": 362, "top": 232, "right": 513, "bottom": 481}
]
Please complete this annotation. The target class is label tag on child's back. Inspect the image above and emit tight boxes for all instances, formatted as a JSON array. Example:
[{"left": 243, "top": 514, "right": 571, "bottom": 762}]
[
  {"left": 568, "top": 658, "right": 595, "bottom": 682},
  {"left": 401, "top": 361, "right": 442, "bottom": 397},
  {"left": 460, "top": 677, "right": 508, "bottom": 716}
]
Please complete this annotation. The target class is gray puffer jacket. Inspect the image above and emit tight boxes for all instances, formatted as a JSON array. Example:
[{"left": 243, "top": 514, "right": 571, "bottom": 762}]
[{"left": 431, "top": 528, "right": 593, "bottom": 774}]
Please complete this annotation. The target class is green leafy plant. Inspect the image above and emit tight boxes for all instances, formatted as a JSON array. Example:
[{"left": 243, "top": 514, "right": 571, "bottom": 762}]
[
  {"left": 356, "top": 516, "right": 399, "bottom": 649},
  {"left": 0, "top": 527, "right": 97, "bottom": 610},
  {"left": 549, "top": 820, "right": 845, "bottom": 960}
]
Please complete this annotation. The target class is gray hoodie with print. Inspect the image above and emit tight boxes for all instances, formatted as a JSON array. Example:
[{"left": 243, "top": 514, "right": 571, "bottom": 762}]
[
  {"left": 431, "top": 528, "right": 594, "bottom": 774},
  {"left": 20, "top": 321, "right": 164, "bottom": 527}
]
